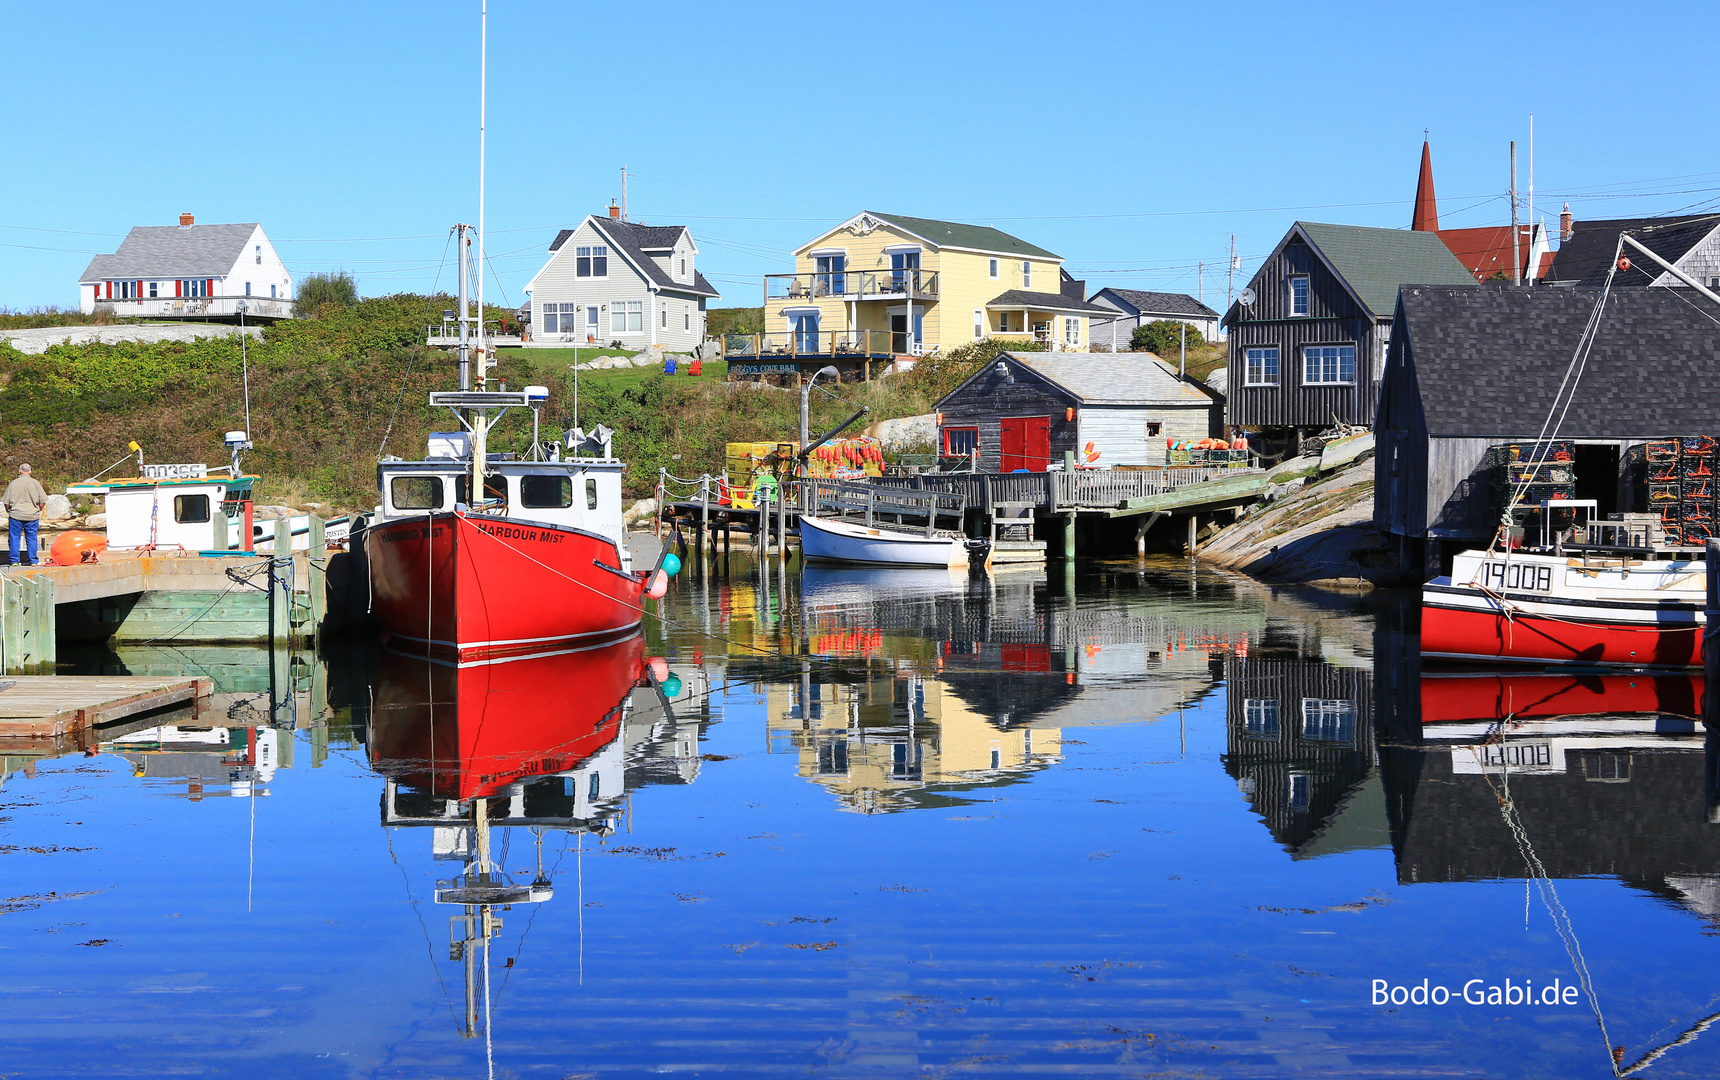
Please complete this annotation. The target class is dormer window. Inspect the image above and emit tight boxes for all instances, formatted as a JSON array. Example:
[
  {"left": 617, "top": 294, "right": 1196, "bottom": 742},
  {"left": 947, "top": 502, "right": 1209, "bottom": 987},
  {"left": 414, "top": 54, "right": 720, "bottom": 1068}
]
[
  {"left": 1289, "top": 276, "right": 1310, "bottom": 317},
  {"left": 576, "top": 245, "right": 608, "bottom": 277}
]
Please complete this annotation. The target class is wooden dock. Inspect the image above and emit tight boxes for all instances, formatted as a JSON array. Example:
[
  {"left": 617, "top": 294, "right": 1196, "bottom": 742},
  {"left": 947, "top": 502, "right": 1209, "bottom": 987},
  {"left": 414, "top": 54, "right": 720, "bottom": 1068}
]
[{"left": 0, "top": 675, "right": 213, "bottom": 739}]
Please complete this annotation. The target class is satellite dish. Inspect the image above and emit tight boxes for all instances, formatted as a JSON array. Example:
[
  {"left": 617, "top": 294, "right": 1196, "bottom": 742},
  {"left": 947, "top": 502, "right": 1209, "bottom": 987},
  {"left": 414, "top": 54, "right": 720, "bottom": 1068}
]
[{"left": 1239, "top": 287, "right": 1257, "bottom": 307}]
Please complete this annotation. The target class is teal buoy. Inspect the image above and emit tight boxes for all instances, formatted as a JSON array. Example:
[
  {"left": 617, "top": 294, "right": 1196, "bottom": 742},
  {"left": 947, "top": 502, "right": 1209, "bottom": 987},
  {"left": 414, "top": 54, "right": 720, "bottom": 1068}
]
[
  {"left": 662, "top": 553, "right": 682, "bottom": 577},
  {"left": 663, "top": 673, "right": 683, "bottom": 697}
]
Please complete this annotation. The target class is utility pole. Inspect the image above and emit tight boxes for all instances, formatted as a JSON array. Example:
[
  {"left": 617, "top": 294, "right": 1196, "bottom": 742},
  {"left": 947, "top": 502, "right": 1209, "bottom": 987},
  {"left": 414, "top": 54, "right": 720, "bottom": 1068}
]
[
  {"left": 1227, "top": 234, "right": 1237, "bottom": 311},
  {"left": 621, "top": 166, "right": 628, "bottom": 223},
  {"left": 1509, "top": 141, "right": 1521, "bottom": 286},
  {"left": 1198, "top": 262, "right": 1204, "bottom": 307}
]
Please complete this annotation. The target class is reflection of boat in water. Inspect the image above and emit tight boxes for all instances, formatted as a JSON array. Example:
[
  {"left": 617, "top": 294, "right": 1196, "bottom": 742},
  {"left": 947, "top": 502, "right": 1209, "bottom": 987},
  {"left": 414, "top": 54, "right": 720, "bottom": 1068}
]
[
  {"left": 368, "top": 634, "right": 649, "bottom": 805},
  {"left": 1420, "top": 669, "right": 1704, "bottom": 728},
  {"left": 367, "top": 632, "right": 670, "bottom": 1042},
  {"left": 799, "top": 564, "right": 972, "bottom": 607}
]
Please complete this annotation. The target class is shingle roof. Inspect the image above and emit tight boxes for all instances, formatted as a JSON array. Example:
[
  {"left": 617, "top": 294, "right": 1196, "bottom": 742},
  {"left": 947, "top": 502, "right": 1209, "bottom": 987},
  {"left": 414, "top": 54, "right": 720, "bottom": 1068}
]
[
  {"left": 863, "top": 213, "right": 1059, "bottom": 259},
  {"left": 552, "top": 218, "right": 718, "bottom": 297},
  {"left": 1297, "top": 221, "right": 1479, "bottom": 318},
  {"left": 79, "top": 223, "right": 259, "bottom": 282},
  {"left": 985, "top": 289, "right": 1112, "bottom": 315},
  {"left": 1546, "top": 214, "right": 1715, "bottom": 284},
  {"left": 1011, "top": 353, "right": 1219, "bottom": 406},
  {"left": 1576, "top": 217, "right": 1720, "bottom": 288},
  {"left": 1394, "top": 284, "right": 1720, "bottom": 437},
  {"left": 1434, "top": 225, "right": 1542, "bottom": 282},
  {"left": 1091, "top": 288, "right": 1218, "bottom": 318}
]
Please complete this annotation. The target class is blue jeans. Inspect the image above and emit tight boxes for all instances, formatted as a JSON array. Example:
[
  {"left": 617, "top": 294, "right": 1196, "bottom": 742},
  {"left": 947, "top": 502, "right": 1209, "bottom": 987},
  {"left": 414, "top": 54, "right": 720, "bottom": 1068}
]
[{"left": 9, "top": 518, "right": 38, "bottom": 565}]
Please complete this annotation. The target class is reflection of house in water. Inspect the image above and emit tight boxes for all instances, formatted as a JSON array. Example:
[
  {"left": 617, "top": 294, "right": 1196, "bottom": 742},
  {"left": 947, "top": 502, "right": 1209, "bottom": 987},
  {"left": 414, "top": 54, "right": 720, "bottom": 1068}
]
[
  {"left": 1381, "top": 670, "right": 1720, "bottom": 924},
  {"left": 1221, "top": 657, "right": 1382, "bottom": 856},
  {"left": 766, "top": 667, "right": 1061, "bottom": 814}
]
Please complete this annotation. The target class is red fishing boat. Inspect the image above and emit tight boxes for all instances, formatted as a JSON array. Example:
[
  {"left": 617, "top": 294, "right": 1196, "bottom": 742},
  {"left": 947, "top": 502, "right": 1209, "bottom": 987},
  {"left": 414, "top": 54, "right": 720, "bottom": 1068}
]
[{"left": 365, "top": 392, "right": 674, "bottom": 662}]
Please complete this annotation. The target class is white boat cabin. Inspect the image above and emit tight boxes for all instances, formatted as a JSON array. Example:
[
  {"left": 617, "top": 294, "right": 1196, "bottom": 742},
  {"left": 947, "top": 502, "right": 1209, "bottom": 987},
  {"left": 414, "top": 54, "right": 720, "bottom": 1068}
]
[
  {"left": 375, "top": 444, "right": 632, "bottom": 571},
  {"left": 68, "top": 475, "right": 255, "bottom": 551}
]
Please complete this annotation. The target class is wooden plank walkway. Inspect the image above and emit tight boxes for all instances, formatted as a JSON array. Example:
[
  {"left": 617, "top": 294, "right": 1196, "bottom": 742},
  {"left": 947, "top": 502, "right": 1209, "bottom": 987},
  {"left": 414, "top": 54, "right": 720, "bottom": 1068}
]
[{"left": 0, "top": 676, "right": 213, "bottom": 738}]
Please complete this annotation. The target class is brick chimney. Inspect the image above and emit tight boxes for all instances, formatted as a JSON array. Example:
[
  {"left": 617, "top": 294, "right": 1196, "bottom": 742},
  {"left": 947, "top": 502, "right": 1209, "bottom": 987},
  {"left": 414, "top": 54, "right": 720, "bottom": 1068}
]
[
  {"left": 179, "top": 212, "right": 195, "bottom": 227},
  {"left": 1560, "top": 202, "right": 1573, "bottom": 243},
  {"left": 608, "top": 201, "right": 621, "bottom": 220}
]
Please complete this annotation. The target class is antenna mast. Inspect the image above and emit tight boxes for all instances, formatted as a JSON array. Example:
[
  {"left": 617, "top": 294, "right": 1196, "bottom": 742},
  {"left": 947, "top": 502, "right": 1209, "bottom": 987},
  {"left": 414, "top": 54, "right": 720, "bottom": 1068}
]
[
  {"left": 1527, "top": 114, "right": 1535, "bottom": 287},
  {"left": 1509, "top": 141, "right": 1521, "bottom": 285},
  {"left": 621, "top": 166, "right": 628, "bottom": 223}
]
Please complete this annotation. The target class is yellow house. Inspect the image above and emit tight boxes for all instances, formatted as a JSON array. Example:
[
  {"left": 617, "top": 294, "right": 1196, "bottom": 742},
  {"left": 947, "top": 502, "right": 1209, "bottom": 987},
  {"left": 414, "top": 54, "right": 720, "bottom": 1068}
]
[{"left": 728, "top": 212, "right": 1113, "bottom": 381}]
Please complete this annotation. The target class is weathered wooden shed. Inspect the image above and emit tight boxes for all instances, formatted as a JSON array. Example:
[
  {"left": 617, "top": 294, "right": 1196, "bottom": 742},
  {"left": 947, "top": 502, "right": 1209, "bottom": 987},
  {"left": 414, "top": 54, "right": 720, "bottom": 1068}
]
[
  {"left": 934, "top": 352, "right": 1222, "bottom": 471},
  {"left": 1375, "top": 284, "right": 1720, "bottom": 554}
]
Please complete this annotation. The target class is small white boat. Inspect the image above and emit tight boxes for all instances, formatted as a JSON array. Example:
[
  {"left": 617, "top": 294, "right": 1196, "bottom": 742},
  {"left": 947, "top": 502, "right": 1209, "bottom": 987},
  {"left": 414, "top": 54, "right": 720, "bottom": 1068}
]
[{"left": 799, "top": 514, "right": 981, "bottom": 568}]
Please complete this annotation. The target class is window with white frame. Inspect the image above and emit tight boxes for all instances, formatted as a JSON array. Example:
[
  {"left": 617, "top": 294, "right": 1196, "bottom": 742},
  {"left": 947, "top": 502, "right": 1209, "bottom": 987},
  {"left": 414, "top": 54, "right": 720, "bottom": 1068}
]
[
  {"left": 660, "top": 306, "right": 667, "bottom": 328},
  {"left": 1243, "top": 699, "right": 1280, "bottom": 739},
  {"left": 1300, "top": 698, "right": 1355, "bottom": 743},
  {"left": 1244, "top": 346, "right": 1279, "bottom": 386},
  {"left": 988, "top": 258, "right": 999, "bottom": 279},
  {"left": 684, "top": 309, "right": 690, "bottom": 330},
  {"left": 1022, "top": 261, "right": 1032, "bottom": 288},
  {"left": 973, "top": 309, "right": 983, "bottom": 339},
  {"left": 149, "top": 282, "right": 159, "bottom": 298},
  {"left": 814, "top": 253, "right": 846, "bottom": 295},
  {"left": 1289, "top": 275, "right": 1310, "bottom": 316},
  {"left": 611, "top": 300, "right": 642, "bottom": 332},
  {"left": 1302, "top": 344, "right": 1356, "bottom": 384},
  {"left": 1063, "top": 316, "right": 1080, "bottom": 345},
  {"left": 543, "top": 302, "right": 579, "bottom": 334},
  {"left": 576, "top": 245, "right": 608, "bottom": 277},
  {"left": 679, "top": 258, "right": 686, "bottom": 277}
]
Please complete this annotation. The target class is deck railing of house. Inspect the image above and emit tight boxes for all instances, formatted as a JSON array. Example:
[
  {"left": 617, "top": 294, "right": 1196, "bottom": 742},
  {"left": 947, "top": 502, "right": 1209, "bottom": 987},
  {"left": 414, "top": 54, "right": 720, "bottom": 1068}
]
[
  {"left": 93, "top": 296, "right": 294, "bottom": 319},
  {"left": 725, "top": 329, "right": 908, "bottom": 359},
  {"left": 425, "top": 320, "right": 524, "bottom": 347},
  {"left": 764, "top": 270, "right": 939, "bottom": 303}
]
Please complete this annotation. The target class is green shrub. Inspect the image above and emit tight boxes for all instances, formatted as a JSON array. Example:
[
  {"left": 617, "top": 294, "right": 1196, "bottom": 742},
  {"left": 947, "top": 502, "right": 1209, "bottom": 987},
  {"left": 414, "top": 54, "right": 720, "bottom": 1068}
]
[
  {"left": 293, "top": 271, "right": 359, "bottom": 316},
  {"left": 1131, "top": 320, "right": 1203, "bottom": 355}
]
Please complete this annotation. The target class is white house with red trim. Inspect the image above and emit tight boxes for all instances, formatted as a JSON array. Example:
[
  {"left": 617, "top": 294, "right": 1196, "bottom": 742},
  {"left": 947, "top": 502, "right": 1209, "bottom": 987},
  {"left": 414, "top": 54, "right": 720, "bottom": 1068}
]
[{"left": 78, "top": 214, "right": 295, "bottom": 320}]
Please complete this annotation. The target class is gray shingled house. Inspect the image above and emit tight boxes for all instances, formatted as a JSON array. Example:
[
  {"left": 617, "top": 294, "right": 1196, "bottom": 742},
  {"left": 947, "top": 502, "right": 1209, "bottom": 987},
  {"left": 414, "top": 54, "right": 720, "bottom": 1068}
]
[
  {"left": 1375, "top": 285, "right": 1720, "bottom": 567},
  {"left": 1222, "top": 221, "right": 1477, "bottom": 449},
  {"left": 1088, "top": 288, "right": 1221, "bottom": 350}
]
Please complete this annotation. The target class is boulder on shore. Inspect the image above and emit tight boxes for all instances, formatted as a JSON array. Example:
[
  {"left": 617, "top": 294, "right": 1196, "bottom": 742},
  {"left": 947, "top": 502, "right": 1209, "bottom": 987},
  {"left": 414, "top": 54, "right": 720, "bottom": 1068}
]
[
  {"left": 624, "top": 497, "right": 658, "bottom": 524},
  {"left": 86, "top": 513, "right": 108, "bottom": 530},
  {"left": 42, "top": 494, "right": 73, "bottom": 521},
  {"left": 253, "top": 504, "right": 296, "bottom": 520}
]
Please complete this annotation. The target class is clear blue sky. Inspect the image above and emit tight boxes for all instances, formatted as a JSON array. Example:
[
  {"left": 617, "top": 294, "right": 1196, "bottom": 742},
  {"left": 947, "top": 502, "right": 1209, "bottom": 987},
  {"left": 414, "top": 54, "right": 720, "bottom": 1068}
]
[{"left": 3, "top": 1, "right": 1716, "bottom": 312}]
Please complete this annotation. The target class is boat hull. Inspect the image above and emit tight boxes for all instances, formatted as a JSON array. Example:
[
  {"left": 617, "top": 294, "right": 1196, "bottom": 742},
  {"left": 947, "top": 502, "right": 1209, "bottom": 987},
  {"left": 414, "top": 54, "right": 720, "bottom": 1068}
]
[
  {"left": 799, "top": 515, "right": 972, "bottom": 568},
  {"left": 366, "top": 511, "right": 645, "bottom": 661},
  {"left": 1421, "top": 585, "right": 1703, "bottom": 668}
]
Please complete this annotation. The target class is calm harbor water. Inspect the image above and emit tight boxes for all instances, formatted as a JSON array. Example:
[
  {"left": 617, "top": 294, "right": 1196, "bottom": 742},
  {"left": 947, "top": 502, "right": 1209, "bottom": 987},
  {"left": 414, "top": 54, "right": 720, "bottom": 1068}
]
[{"left": 2, "top": 556, "right": 1718, "bottom": 1078}]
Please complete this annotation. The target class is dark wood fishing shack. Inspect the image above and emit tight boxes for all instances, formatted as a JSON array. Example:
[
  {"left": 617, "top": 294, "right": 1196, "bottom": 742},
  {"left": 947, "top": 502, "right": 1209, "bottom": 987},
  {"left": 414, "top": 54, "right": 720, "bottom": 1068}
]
[{"left": 1375, "top": 284, "right": 1720, "bottom": 576}]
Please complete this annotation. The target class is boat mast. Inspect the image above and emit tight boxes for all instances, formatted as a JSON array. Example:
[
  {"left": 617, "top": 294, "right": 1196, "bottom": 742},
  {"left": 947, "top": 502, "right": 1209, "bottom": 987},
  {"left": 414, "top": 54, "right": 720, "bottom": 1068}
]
[
  {"left": 471, "top": 0, "right": 490, "bottom": 500},
  {"left": 456, "top": 223, "right": 471, "bottom": 392}
]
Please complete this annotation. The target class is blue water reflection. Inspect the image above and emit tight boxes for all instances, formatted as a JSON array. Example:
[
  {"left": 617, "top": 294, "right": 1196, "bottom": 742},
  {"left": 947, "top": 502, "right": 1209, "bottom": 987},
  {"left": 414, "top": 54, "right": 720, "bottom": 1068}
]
[{"left": 0, "top": 559, "right": 1715, "bottom": 1078}]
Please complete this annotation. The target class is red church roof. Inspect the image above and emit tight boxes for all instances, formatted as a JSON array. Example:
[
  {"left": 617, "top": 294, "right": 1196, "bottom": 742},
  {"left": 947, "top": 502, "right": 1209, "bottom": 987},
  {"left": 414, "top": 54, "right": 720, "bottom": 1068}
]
[{"left": 1435, "top": 225, "right": 1543, "bottom": 282}]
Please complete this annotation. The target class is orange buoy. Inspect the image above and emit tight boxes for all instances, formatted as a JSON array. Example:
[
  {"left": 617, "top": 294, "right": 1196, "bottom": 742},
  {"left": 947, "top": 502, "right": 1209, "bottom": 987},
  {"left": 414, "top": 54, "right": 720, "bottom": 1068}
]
[
  {"left": 50, "top": 531, "right": 107, "bottom": 566},
  {"left": 1617, "top": 257, "right": 1631, "bottom": 272}
]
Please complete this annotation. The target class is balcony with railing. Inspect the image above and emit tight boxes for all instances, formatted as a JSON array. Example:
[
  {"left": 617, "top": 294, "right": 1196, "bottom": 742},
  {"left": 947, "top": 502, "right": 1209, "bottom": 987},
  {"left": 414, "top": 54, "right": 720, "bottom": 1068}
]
[
  {"left": 93, "top": 295, "right": 295, "bottom": 320},
  {"left": 764, "top": 269, "right": 939, "bottom": 304},
  {"left": 724, "top": 329, "right": 939, "bottom": 361}
]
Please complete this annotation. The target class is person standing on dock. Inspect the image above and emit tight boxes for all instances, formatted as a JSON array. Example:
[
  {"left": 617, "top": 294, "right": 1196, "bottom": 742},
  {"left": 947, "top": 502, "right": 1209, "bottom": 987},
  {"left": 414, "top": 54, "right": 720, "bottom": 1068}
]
[{"left": 5, "top": 464, "right": 48, "bottom": 566}]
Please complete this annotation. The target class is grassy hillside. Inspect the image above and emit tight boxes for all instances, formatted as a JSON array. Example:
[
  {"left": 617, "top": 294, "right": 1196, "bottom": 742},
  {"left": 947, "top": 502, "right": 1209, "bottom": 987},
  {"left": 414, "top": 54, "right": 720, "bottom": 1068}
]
[{"left": 0, "top": 295, "right": 943, "bottom": 510}]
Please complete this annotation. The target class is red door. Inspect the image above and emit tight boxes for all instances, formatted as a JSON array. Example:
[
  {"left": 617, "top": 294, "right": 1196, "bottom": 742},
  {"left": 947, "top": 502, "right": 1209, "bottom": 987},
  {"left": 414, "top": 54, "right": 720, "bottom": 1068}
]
[{"left": 999, "top": 416, "right": 1051, "bottom": 472}]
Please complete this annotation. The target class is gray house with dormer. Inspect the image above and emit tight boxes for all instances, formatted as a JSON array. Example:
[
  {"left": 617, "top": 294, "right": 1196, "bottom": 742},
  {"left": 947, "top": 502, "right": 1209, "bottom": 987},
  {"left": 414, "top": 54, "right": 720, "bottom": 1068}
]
[{"left": 524, "top": 207, "right": 719, "bottom": 352}]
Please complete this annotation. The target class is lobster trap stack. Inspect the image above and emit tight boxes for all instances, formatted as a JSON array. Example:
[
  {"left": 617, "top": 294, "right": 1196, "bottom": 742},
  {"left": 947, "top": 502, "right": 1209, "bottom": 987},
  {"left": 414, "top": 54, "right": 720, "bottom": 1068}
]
[
  {"left": 1648, "top": 437, "right": 1719, "bottom": 547},
  {"left": 1490, "top": 440, "right": 1577, "bottom": 539}
]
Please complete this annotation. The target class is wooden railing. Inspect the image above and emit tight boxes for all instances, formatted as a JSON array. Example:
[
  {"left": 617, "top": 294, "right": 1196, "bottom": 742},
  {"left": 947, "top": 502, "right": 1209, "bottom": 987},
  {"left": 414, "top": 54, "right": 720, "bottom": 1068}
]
[
  {"left": 803, "top": 479, "right": 965, "bottom": 536},
  {"left": 870, "top": 466, "right": 1254, "bottom": 512}
]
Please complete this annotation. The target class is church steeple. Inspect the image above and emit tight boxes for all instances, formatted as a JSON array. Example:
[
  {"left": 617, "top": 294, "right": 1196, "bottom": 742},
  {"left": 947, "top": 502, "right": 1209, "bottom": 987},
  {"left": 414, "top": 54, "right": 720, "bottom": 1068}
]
[{"left": 1412, "top": 139, "right": 1439, "bottom": 232}]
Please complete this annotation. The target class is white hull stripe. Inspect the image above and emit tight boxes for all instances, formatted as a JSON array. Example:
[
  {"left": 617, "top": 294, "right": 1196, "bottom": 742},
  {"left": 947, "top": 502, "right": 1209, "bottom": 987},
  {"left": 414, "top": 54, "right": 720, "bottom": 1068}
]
[{"left": 389, "top": 618, "right": 644, "bottom": 651}]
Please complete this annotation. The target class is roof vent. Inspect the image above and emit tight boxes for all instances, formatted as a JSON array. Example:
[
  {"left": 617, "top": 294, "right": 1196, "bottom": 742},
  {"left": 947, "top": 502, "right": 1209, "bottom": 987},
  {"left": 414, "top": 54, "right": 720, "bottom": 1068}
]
[{"left": 179, "top": 213, "right": 195, "bottom": 227}]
